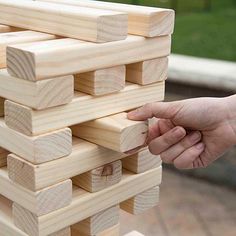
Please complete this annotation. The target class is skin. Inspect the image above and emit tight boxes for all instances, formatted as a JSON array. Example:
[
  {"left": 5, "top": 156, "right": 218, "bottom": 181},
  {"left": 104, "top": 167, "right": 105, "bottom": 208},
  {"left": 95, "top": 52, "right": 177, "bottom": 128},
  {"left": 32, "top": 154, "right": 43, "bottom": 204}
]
[{"left": 127, "top": 95, "right": 236, "bottom": 169}]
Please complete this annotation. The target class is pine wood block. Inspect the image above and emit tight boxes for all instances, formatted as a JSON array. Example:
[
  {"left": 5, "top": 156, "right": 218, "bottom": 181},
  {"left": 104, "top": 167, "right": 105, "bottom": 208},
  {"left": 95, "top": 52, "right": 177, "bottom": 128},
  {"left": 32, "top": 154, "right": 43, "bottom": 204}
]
[
  {"left": 0, "top": 30, "right": 56, "bottom": 68},
  {"left": 74, "top": 65, "right": 126, "bottom": 96},
  {"left": 0, "top": 24, "right": 22, "bottom": 33},
  {"left": 39, "top": 0, "right": 175, "bottom": 37},
  {"left": 7, "top": 36, "right": 171, "bottom": 81},
  {"left": 0, "top": 118, "right": 72, "bottom": 164},
  {"left": 126, "top": 57, "right": 168, "bottom": 85},
  {"left": 96, "top": 224, "right": 120, "bottom": 236},
  {"left": 0, "top": 96, "right": 4, "bottom": 116},
  {"left": 120, "top": 186, "right": 159, "bottom": 215},
  {"left": 72, "top": 160, "right": 122, "bottom": 192},
  {"left": 72, "top": 112, "right": 148, "bottom": 153},
  {"left": 72, "top": 205, "right": 119, "bottom": 235},
  {"left": 12, "top": 167, "right": 162, "bottom": 236},
  {"left": 5, "top": 82, "right": 165, "bottom": 135},
  {"left": 122, "top": 148, "right": 162, "bottom": 173},
  {"left": 0, "top": 147, "right": 9, "bottom": 167},
  {"left": 0, "top": 0, "right": 128, "bottom": 43},
  {"left": 0, "top": 70, "right": 74, "bottom": 109},
  {"left": 0, "top": 167, "right": 72, "bottom": 216}
]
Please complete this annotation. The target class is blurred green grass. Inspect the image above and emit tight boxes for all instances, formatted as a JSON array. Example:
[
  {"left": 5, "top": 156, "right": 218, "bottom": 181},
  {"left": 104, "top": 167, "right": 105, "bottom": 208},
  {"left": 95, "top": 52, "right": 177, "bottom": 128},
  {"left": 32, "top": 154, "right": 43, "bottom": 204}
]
[{"left": 102, "top": 0, "right": 236, "bottom": 61}]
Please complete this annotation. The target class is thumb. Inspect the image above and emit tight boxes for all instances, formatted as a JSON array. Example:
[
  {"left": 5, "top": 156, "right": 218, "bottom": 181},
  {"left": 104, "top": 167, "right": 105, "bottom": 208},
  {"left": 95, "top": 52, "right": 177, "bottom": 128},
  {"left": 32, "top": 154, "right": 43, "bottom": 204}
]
[{"left": 127, "top": 101, "right": 181, "bottom": 121}]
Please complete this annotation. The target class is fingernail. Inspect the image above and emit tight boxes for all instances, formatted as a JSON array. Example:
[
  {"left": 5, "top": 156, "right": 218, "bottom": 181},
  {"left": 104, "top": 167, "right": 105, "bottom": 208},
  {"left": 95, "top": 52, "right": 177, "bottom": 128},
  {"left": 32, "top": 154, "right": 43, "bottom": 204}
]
[
  {"left": 127, "top": 110, "right": 137, "bottom": 118},
  {"left": 196, "top": 143, "right": 205, "bottom": 150},
  {"left": 189, "top": 131, "right": 201, "bottom": 142},
  {"left": 172, "top": 127, "right": 185, "bottom": 138}
]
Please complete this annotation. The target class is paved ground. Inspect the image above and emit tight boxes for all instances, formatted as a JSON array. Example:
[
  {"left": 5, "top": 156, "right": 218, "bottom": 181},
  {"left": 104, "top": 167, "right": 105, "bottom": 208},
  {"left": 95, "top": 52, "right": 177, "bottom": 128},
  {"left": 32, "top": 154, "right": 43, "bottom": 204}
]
[{"left": 120, "top": 168, "right": 236, "bottom": 236}]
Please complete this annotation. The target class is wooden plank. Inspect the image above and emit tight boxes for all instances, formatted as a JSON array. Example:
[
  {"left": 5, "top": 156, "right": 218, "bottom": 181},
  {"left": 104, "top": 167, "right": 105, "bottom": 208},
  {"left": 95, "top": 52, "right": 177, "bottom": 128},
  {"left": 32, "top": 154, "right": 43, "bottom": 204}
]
[
  {"left": 0, "top": 24, "right": 22, "bottom": 33},
  {"left": 7, "top": 35, "right": 171, "bottom": 81},
  {"left": 72, "top": 160, "right": 122, "bottom": 192},
  {"left": 7, "top": 138, "right": 127, "bottom": 191},
  {"left": 122, "top": 148, "right": 162, "bottom": 173},
  {"left": 126, "top": 57, "right": 168, "bottom": 85},
  {"left": 0, "top": 30, "right": 56, "bottom": 68},
  {"left": 39, "top": 0, "right": 175, "bottom": 37},
  {"left": 72, "top": 112, "right": 148, "bottom": 152},
  {"left": 5, "top": 82, "right": 165, "bottom": 135},
  {"left": 71, "top": 205, "right": 119, "bottom": 235},
  {"left": 74, "top": 65, "right": 126, "bottom": 96},
  {"left": 0, "top": 118, "right": 72, "bottom": 164},
  {"left": 120, "top": 186, "right": 159, "bottom": 215},
  {"left": 96, "top": 224, "right": 120, "bottom": 236},
  {"left": 0, "top": 69, "right": 73, "bottom": 109},
  {"left": 0, "top": 167, "right": 72, "bottom": 216},
  {"left": 12, "top": 167, "right": 162, "bottom": 236},
  {"left": 0, "top": 196, "right": 71, "bottom": 236},
  {"left": 0, "top": 0, "right": 128, "bottom": 43},
  {"left": 0, "top": 147, "right": 9, "bottom": 167},
  {"left": 0, "top": 96, "right": 4, "bottom": 116}
]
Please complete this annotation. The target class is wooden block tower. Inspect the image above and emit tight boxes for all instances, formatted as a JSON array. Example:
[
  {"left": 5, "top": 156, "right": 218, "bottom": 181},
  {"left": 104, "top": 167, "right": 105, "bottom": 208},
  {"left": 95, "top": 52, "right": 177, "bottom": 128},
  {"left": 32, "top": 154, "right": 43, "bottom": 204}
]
[{"left": 0, "top": 0, "right": 175, "bottom": 235}]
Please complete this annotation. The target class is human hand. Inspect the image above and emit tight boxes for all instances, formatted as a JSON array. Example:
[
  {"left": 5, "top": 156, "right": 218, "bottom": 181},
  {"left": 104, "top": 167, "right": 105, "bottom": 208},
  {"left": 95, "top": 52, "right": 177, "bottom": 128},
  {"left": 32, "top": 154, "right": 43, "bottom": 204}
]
[{"left": 128, "top": 96, "right": 236, "bottom": 169}]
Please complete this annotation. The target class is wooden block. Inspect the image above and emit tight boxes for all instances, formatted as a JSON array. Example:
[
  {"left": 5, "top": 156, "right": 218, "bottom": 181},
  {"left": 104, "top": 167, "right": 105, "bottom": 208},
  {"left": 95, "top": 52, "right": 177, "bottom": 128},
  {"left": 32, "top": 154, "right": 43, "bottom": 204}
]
[
  {"left": 126, "top": 57, "right": 168, "bottom": 85},
  {"left": 0, "top": 147, "right": 9, "bottom": 167},
  {"left": 96, "top": 224, "right": 119, "bottom": 236},
  {"left": 0, "top": 0, "right": 127, "bottom": 43},
  {"left": 72, "top": 160, "right": 122, "bottom": 192},
  {"left": 74, "top": 66, "right": 126, "bottom": 96},
  {"left": 72, "top": 112, "right": 148, "bottom": 152},
  {"left": 12, "top": 167, "right": 162, "bottom": 236},
  {"left": 0, "top": 118, "right": 72, "bottom": 164},
  {"left": 0, "top": 167, "right": 72, "bottom": 216},
  {"left": 0, "top": 70, "right": 73, "bottom": 109},
  {"left": 39, "top": 0, "right": 175, "bottom": 37},
  {"left": 72, "top": 205, "right": 119, "bottom": 235},
  {"left": 5, "top": 82, "right": 165, "bottom": 135},
  {"left": 0, "top": 30, "right": 56, "bottom": 68},
  {"left": 7, "top": 36, "right": 171, "bottom": 81},
  {"left": 124, "top": 231, "right": 144, "bottom": 236},
  {"left": 120, "top": 186, "right": 159, "bottom": 215},
  {"left": 0, "top": 24, "right": 22, "bottom": 33},
  {"left": 122, "top": 148, "right": 162, "bottom": 174},
  {"left": 0, "top": 96, "right": 4, "bottom": 116}
]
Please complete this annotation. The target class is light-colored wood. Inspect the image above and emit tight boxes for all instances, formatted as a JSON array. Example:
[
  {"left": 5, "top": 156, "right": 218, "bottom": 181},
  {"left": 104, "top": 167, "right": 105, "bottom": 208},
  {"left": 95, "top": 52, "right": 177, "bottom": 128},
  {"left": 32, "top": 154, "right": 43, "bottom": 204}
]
[
  {"left": 124, "top": 231, "right": 144, "bottom": 236},
  {"left": 13, "top": 167, "right": 162, "bottom": 236},
  {"left": 74, "top": 66, "right": 126, "bottom": 96},
  {"left": 0, "top": 167, "right": 72, "bottom": 216},
  {"left": 7, "top": 138, "right": 127, "bottom": 191},
  {"left": 126, "top": 57, "right": 168, "bottom": 85},
  {"left": 0, "top": 70, "right": 73, "bottom": 109},
  {"left": 72, "top": 160, "right": 122, "bottom": 192},
  {"left": 0, "top": 0, "right": 127, "bottom": 43},
  {"left": 72, "top": 112, "right": 148, "bottom": 152},
  {"left": 0, "top": 96, "right": 4, "bottom": 116},
  {"left": 0, "top": 24, "right": 22, "bottom": 33},
  {"left": 39, "top": 0, "right": 175, "bottom": 37},
  {"left": 5, "top": 82, "right": 165, "bottom": 135},
  {"left": 0, "top": 147, "right": 9, "bottom": 167},
  {"left": 122, "top": 148, "right": 162, "bottom": 173},
  {"left": 0, "top": 118, "right": 72, "bottom": 164},
  {"left": 120, "top": 186, "right": 159, "bottom": 215},
  {"left": 72, "top": 205, "right": 119, "bottom": 235},
  {"left": 7, "top": 35, "right": 171, "bottom": 81},
  {"left": 0, "top": 30, "right": 56, "bottom": 68},
  {"left": 96, "top": 224, "right": 120, "bottom": 236}
]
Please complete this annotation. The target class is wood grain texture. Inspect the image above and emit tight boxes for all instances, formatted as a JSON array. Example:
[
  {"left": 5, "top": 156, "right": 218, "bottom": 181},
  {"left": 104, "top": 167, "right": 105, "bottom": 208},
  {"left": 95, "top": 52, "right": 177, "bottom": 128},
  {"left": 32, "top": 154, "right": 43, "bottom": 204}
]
[
  {"left": 7, "top": 138, "right": 127, "bottom": 191},
  {"left": 120, "top": 186, "right": 159, "bottom": 215},
  {"left": 126, "top": 57, "right": 168, "bottom": 85},
  {"left": 5, "top": 82, "right": 165, "bottom": 135},
  {"left": 0, "top": 0, "right": 127, "bottom": 42},
  {"left": 0, "top": 24, "right": 22, "bottom": 33},
  {"left": 0, "top": 30, "right": 56, "bottom": 68},
  {"left": 12, "top": 167, "right": 162, "bottom": 236},
  {"left": 96, "top": 224, "right": 120, "bottom": 236},
  {"left": 38, "top": 0, "right": 175, "bottom": 37},
  {"left": 72, "top": 112, "right": 148, "bottom": 152},
  {"left": 122, "top": 148, "right": 162, "bottom": 173},
  {"left": 74, "top": 66, "right": 126, "bottom": 96},
  {"left": 0, "top": 147, "right": 9, "bottom": 167},
  {"left": 7, "top": 36, "right": 171, "bottom": 81},
  {"left": 0, "top": 69, "right": 73, "bottom": 109},
  {"left": 72, "top": 160, "right": 122, "bottom": 192},
  {"left": 72, "top": 205, "right": 119, "bottom": 235},
  {"left": 0, "top": 96, "right": 4, "bottom": 116},
  {"left": 0, "top": 167, "right": 72, "bottom": 216},
  {"left": 0, "top": 118, "right": 72, "bottom": 164}
]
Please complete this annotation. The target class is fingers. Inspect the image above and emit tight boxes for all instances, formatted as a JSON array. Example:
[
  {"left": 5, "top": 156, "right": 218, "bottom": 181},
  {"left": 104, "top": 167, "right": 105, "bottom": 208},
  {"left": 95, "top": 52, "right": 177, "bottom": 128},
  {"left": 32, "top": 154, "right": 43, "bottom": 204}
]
[
  {"left": 148, "top": 126, "right": 186, "bottom": 155},
  {"left": 160, "top": 131, "right": 202, "bottom": 164},
  {"left": 173, "top": 143, "right": 205, "bottom": 169}
]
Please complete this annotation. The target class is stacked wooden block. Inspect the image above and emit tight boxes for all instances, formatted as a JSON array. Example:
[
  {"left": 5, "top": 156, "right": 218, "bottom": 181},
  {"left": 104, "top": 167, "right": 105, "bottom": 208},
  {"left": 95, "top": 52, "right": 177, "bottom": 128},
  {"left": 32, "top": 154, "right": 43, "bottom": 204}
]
[{"left": 0, "top": 0, "right": 175, "bottom": 235}]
